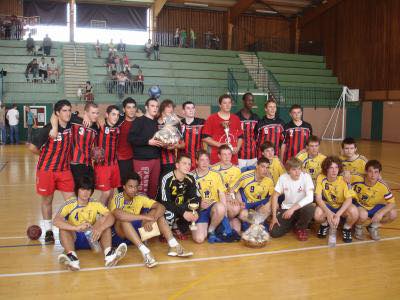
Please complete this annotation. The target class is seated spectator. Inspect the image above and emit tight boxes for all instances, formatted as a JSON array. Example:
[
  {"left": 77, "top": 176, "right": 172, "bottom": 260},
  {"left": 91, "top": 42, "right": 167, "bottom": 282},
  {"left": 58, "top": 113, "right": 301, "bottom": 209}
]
[
  {"left": 123, "top": 54, "right": 130, "bottom": 71},
  {"left": 43, "top": 34, "right": 52, "bottom": 56},
  {"left": 136, "top": 69, "right": 144, "bottom": 94},
  {"left": 144, "top": 39, "right": 153, "bottom": 60},
  {"left": 47, "top": 57, "right": 59, "bottom": 83},
  {"left": 108, "top": 39, "right": 116, "bottom": 55},
  {"left": 26, "top": 33, "right": 35, "bottom": 55},
  {"left": 117, "top": 39, "right": 126, "bottom": 52},
  {"left": 95, "top": 40, "right": 102, "bottom": 58},
  {"left": 153, "top": 43, "right": 160, "bottom": 61},
  {"left": 84, "top": 81, "right": 94, "bottom": 101},
  {"left": 38, "top": 57, "right": 48, "bottom": 82},
  {"left": 25, "top": 58, "right": 39, "bottom": 82}
]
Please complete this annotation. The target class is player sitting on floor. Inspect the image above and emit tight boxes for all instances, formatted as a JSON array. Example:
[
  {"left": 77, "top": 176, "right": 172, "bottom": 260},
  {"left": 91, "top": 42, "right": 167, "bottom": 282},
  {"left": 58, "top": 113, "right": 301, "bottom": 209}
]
[
  {"left": 269, "top": 158, "right": 315, "bottom": 241},
  {"left": 353, "top": 160, "right": 397, "bottom": 240},
  {"left": 54, "top": 176, "right": 127, "bottom": 271},
  {"left": 314, "top": 156, "right": 359, "bottom": 243},
  {"left": 340, "top": 137, "right": 368, "bottom": 184},
  {"left": 192, "top": 150, "right": 227, "bottom": 243},
  {"left": 109, "top": 171, "right": 193, "bottom": 268},
  {"left": 230, "top": 157, "right": 275, "bottom": 233}
]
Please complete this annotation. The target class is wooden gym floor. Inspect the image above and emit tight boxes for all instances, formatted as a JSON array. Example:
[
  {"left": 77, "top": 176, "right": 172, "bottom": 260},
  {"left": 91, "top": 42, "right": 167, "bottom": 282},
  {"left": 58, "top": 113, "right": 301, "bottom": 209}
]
[{"left": 0, "top": 141, "right": 399, "bottom": 299}]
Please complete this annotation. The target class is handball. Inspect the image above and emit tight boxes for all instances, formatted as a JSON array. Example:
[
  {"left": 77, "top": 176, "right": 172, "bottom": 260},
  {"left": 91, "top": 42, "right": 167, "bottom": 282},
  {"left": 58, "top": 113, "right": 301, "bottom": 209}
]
[{"left": 27, "top": 225, "right": 42, "bottom": 240}]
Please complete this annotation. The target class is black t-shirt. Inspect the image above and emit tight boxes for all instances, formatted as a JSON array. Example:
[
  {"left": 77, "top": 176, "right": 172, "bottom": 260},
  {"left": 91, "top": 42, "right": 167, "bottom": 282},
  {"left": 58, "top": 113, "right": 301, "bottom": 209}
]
[{"left": 128, "top": 115, "right": 160, "bottom": 160}]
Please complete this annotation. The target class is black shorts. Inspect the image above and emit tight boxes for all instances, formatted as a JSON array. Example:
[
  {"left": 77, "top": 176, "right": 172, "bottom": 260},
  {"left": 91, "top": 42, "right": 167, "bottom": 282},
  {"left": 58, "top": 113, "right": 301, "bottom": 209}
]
[
  {"left": 117, "top": 159, "right": 133, "bottom": 191},
  {"left": 70, "top": 164, "right": 94, "bottom": 186}
]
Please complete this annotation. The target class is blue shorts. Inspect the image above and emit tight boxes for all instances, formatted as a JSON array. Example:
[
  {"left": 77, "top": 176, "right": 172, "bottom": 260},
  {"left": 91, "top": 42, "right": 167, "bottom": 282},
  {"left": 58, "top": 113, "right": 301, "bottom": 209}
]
[
  {"left": 245, "top": 198, "right": 269, "bottom": 210},
  {"left": 325, "top": 203, "right": 340, "bottom": 214},
  {"left": 354, "top": 202, "right": 385, "bottom": 218},
  {"left": 74, "top": 232, "right": 91, "bottom": 250},
  {"left": 111, "top": 220, "right": 142, "bottom": 247},
  {"left": 197, "top": 203, "right": 216, "bottom": 224}
]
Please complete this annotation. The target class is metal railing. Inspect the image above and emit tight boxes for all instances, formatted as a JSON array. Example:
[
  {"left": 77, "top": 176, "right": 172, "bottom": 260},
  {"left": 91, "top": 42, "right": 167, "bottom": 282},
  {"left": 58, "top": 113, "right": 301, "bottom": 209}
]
[
  {"left": 152, "top": 30, "right": 223, "bottom": 50},
  {"left": 227, "top": 68, "right": 239, "bottom": 102}
]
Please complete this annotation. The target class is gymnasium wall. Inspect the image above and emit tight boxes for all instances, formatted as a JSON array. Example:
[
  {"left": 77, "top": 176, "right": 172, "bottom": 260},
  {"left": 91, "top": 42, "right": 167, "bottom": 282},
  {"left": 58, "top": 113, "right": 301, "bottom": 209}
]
[
  {"left": 300, "top": 0, "right": 400, "bottom": 91},
  {"left": 0, "top": 0, "right": 23, "bottom": 16},
  {"left": 382, "top": 102, "right": 400, "bottom": 143}
]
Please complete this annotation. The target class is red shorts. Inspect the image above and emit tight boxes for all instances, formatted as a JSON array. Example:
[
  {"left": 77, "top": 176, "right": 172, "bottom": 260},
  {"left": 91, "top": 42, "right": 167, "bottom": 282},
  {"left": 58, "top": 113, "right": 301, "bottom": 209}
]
[
  {"left": 36, "top": 169, "right": 75, "bottom": 196},
  {"left": 94, "top": 163, "right": 121, "bottom": 191}
]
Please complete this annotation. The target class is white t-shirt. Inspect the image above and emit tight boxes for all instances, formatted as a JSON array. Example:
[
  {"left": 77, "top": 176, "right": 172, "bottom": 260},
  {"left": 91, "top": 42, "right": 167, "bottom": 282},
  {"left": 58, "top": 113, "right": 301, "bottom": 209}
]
[
  {"left": 275, "top": 172, "right": 314, "bottom": 209},
  {"left": 6, "top": 108, "right": 19, "bottom": 126}
]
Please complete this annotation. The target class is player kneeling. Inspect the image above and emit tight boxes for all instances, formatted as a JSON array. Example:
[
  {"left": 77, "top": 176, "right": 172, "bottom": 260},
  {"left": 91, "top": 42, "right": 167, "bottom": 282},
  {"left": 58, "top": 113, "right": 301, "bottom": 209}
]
[
  {"left": 54, "top": 176, "right": 127, "bottom": 271},
  {"left": 314, "top": 156, "right": 359, "bottom": 243},
  {"left": 192, "top": 150, "right": 227, "bottom": 243},
  {"left": 353, "top": 160, "right": 397, "bottom": 240},
  {"left": 110, "top": 172, "right": 193, "bottom": 268}
]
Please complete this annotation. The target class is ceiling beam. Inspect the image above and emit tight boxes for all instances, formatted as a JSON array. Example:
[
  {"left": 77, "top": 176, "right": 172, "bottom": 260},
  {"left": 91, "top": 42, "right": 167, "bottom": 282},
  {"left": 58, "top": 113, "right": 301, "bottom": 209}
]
[
  {"left": 229, "top": 0, "right": 257, "bottom": 22},
  {"left": 260, "top": 0, "right": 309, "bottom": 8},
  {"left": 299, "top": 0, "right": 343, "bottom": 27},
  {"left": 153, "top": 0, "right": 168, "bottom": 16}
]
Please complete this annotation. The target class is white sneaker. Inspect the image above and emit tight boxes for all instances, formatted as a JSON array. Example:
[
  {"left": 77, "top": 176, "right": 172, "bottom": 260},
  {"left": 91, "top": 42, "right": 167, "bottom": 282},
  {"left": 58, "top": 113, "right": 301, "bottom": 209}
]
[
  {"left": 168, "top": 244, "right": 193, "bottom": 257},
  {"left": 143, "top": 252, "right": 158, "bottom": 268},
  {"left": 58, "top": 253, "right": 80, "bottom": 271},
  {"left": 354, "top": 225, "right": 364, "bottom": 240},
  {"left": 105, "top": 243, "right": 127, "bottom": 267},
  {"left": 368, "top": 225, "right": 381, "bottom": 241}
]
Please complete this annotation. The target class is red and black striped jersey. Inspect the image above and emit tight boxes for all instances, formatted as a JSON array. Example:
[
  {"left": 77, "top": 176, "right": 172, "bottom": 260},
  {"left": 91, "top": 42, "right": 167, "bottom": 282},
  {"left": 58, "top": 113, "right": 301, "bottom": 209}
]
[
  {"left": 236, "top": 111, "right": 259, "bottom": 160},
  {"left": 33, "top": 123, "right": 72, "bottom": 171},
  {"left": 282, "top": 120, "right": 313, "bottom": 162},
  {"left": 71, "top": 118, "right": 99, "bottom": 166},
  {"left": 255, "top": 116, "right": 285, "bottom": 157},
  {"left": 158, "top": 123, "right": 182, "bottom": 165},
  {"left": 116, "top": 117, "right": 133, "bottom": 161},
  {"left": 97, "top": 122, "right": 120, "bottom": 166},
  {"left": 181, "top": 118, "right": 205, "bottom": 168}
]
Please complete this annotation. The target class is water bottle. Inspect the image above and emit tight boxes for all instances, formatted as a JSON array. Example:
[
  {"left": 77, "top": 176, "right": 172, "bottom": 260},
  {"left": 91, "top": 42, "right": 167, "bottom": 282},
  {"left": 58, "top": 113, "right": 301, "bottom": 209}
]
[
  {"left": 84, "top": 230, "right": 101, "bottom": 253},
  {"left": 328, "top": 226, "right": 336, "bottom": 248}
]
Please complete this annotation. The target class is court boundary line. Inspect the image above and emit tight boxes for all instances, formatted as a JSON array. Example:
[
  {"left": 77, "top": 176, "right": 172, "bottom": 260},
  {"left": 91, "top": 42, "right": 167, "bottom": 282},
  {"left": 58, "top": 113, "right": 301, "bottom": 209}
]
[{"left": 1, "top": 236, "right": 399, "bottom": 278}]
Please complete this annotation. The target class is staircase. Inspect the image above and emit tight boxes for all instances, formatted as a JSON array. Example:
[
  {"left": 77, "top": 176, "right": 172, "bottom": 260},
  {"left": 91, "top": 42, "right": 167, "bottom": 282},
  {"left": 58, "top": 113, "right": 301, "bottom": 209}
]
[
  {"left": 63, "top": 43, "right": 89, "bottom": 99},
  {"left": 238, "top": 53, "right": 267, "bottom": 90}
]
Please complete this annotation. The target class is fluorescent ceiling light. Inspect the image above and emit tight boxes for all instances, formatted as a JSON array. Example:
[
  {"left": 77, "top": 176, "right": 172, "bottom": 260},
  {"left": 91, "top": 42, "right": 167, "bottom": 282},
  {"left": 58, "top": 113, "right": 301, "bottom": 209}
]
[
  {"left": 256, "top": 9, "right": 278, "bottom": 14},
  {"left": 184, "top": 2, "right": 209, "bottom": 7}
]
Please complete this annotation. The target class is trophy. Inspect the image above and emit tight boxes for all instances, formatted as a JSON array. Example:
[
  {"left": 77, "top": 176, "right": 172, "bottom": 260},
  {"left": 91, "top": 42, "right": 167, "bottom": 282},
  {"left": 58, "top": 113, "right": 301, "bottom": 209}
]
[
  {"left": 188, "top": 202, "right": 199, "bottom": 231},
  {"left": 241, "top": 210, "right": 270, "bottom": 248},
  {"left": 221, "top": 121, "right": 233, "bottom": 151}
]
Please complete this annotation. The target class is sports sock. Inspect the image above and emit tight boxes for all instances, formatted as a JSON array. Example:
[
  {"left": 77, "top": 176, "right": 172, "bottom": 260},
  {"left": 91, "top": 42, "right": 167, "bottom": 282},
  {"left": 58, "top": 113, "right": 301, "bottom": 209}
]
[
  {"left": 321, "top": 221, "right": 328, "bottom": 226},
  {"left": 343, "top": 223, "right": 351, "bottom": 230},
  {"left": 370, "top": 222, "right": 379, "bottom": 228},
  {"left": 167, "top": 237, "right": 179, "bottom": 248},
  {"left": 43, "top": 219, "right": 52, "bottom": 232},
  {"left": 104, "top": 247, "right": 112, "bottom": 256},
  {"left": 208, "top": 226, "right": 216, "bottom": 233},
  {"left": 138, "top": 244, "right": 150, "bottom": 255}
]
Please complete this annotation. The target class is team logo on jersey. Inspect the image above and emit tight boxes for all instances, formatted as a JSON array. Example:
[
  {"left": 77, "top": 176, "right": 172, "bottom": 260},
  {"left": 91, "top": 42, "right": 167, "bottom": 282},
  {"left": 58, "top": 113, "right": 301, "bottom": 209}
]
[
  {"left": 105, "top": 127, "right": 110, "bottom": 134},
  {"left": 297, "top": 186, "right": 303, "bottom": 193},
  {"left": 79, "top": 127, "right": 85, "bottom": 135},
  {"left": 264, "top": 128, "right": 269, "bottom": 134},
  {"left": 54, "top": 133, "right": 62, "bottom": 142},
  {"left": 250, "top": 186, "right": 255, "bottom": 193}
]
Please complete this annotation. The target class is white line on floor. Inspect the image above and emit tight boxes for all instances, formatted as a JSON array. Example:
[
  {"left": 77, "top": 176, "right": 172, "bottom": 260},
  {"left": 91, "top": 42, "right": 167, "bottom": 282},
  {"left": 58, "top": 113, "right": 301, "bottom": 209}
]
[
  {"left": 0, "top": 236, "right": 26, "bottom": 240},
  {"left": 1, "top": 236, "right": 399, "bottom": 278}
]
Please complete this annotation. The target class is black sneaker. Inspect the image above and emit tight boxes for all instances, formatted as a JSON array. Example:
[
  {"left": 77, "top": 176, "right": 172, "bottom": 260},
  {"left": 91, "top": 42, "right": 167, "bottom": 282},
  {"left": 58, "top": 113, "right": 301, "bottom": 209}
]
[
  {"left": 317, "top": 224, "right": 329, "bottom": 239},
  {"left": 45, "top": 230, "right": 55, "bottom": 243},
  {"left": 342, "top": 228, "right": 352, "bottom": 243}
]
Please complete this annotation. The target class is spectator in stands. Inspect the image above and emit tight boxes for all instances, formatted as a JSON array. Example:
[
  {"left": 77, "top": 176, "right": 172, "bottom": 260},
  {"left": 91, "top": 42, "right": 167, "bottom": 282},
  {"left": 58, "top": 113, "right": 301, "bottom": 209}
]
[
  {"left": 25, "top": 106, "right": 36, "bottom": 144},
  {"left": 43, "top": 34, "right": 52, "bottom": 56},
  {"left": 107, "top": 70, "right": 117, "bottom": 94},
  {"left": 25, "top": 58, "right": 39, "bottom": 82},
  {"left": 136, "top": 69, "right": 144, "bottom": 94},
  {"left": 205, "top": 31, "right": 213, "bottom": 49},
  {"left": 117, "top": 39, "right": 126, "bottom": 52},
  {"left": 38, "top": 57, "right": 48, "bottom": 82},
  {"left": 26, "top": 33, "right": 35, "bottom": 55},
  {"left": 95, "top": 40, "right": 102, "bottom": 58},
  {"left": 180, "top": 29, "right": 187, "bottom": 48},
  {"left": 153, "top": 42, "right": 160, "bottom": 60},
  {"left": 6, "top": 104, "right": 19, "bottom": 144},
  {"left": 108, "top": 39, "right": 116, "bottom": 55},
  {"left": 84, "top": 81, "right": 94, "bottom": 102},
  {"left": 114, "top": 55, "right": 122, "bottom": 73},
  {"left": 106, "top": 52, "right": 115, "bottom": 72},
  {"left": 213, "top": 35, "right": 220, "bottom": 50},
  {"left": 3, "top": 17, "right": 11, "bottom": 40},
  {"left": 190, "top": 28, "right": 196, "bottom": 48},
  {"left": 174, "top": 27, "right": 180, "bottom": 47},
  {"left": 47, "top": 57, "right": 59, "bottom": 83},
  {"left": 123, "top": 53, "right": 130, "bottom": 71},
  {"left": 0, "top": 104, "right": 6, "bottom": 145},
  {"left": 144, "top": 39, "right": 153, "bottom": 59},
  {"left": 117, "top": 72, "right": 128, "bottom": 99}
]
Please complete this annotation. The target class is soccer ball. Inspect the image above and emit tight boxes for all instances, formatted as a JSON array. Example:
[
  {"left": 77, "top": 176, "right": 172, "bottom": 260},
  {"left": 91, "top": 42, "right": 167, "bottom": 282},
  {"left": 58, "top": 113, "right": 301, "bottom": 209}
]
[{"left": 148, "top": 85, "right": 161, "bottom": 99}]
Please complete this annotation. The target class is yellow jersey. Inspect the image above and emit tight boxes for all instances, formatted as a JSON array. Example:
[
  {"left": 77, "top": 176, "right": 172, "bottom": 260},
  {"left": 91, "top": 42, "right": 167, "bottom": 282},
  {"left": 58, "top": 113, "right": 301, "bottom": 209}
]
[
  {"left": 192, "top": 170, "right": 226, "bottom": 203},
  {"left": 268, "top": 156, "right": 286, "bottom": 185},
  {"left": 58, "top": 197, "right": 109, "bottom": 226},
  {"left": 296, "top": 150, "right": 326, "bottom": 183},
  {"left": 233, "top": 170, "right": 275, "bottom": 204},
  {"left": 340, "top": 154, "right": 368, "bottom": 175},
  {"left": 315, "top": 174, "right": 353, "bottom": 209},
  {"left": 352, "top": 179, "right": 395, "bottom": 210},
  {"left": 211, "top": 163, "right": 241, "bottom": 191},
  {"left": 109, "top": 192, "right": 156, "bottom": 215}
]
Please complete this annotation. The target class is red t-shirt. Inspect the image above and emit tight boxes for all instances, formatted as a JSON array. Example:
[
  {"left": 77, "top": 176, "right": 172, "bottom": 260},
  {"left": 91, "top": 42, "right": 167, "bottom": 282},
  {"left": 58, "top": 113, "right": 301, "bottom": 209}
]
[
  {"left": 202, "top": 113, "right": 243, "bottom": 164},
  {"left": 117, "top": 119, "right": 133, "bottom": 160}
]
